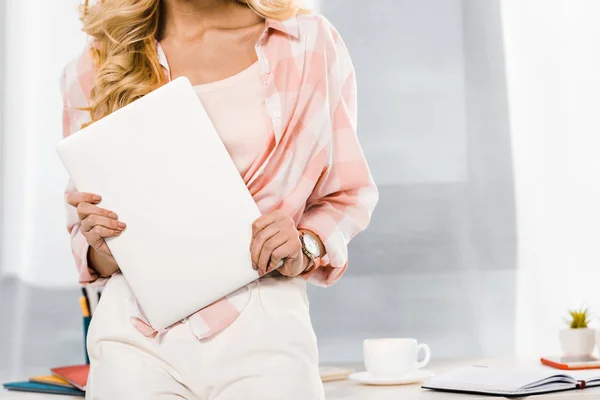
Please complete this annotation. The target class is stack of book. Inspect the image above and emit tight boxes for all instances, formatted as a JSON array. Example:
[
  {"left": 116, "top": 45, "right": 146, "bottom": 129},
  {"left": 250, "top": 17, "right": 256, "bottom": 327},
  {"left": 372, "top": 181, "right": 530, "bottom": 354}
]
[
  {"left": 3, "top": 365, "right": 89, "bottom": 396},
  {"left": 2, "top": 285, "right": 99, "bottom": 396}
]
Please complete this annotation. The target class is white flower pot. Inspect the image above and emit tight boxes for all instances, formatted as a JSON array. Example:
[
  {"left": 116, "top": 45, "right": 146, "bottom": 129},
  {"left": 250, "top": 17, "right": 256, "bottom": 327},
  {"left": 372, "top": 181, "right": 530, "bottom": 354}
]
[{"left": 560, "top": 328, "right": 596, "bottom": 356}]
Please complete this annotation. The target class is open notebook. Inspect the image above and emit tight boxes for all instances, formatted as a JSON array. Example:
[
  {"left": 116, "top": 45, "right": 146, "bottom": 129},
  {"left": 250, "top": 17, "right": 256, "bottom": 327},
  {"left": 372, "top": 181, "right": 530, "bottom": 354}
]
[{"left": 422, "top": 365, "right": 600, "bottom": 396}]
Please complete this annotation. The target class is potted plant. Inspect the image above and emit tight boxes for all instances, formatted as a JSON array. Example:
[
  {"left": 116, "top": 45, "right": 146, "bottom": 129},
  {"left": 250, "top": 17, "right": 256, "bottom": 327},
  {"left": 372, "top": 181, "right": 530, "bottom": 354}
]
[{"left": 559, "top": 308, "right": 595, "bottom": 356}]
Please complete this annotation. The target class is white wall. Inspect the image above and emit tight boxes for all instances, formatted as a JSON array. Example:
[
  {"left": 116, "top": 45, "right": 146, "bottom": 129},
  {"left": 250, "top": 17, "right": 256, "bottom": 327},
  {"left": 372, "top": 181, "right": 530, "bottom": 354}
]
[
  {"left": 310, "top": 0, "right": 517, "bottom": 362},
  {"left": 1, "top": 0, "right": 86, "bottom": 286},
  {"left": 502, "top": 0, "right": 600, "bottom": 357},
  {"left": 303, "top": 0, "right": 320, "bottom": 10}
]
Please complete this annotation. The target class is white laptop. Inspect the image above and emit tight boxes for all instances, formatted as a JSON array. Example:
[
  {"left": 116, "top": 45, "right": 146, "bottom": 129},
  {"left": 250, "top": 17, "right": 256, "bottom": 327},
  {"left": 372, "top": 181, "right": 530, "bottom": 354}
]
[{"left": 57, "top": 77, "right": 262, "bottom": 329}]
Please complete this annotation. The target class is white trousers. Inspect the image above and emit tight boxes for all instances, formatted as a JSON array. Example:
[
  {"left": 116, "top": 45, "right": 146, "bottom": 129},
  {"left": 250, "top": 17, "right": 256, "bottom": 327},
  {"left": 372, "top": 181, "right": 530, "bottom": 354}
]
[{"left": 86, "top": 274, "right": 324, "bottom": 400}]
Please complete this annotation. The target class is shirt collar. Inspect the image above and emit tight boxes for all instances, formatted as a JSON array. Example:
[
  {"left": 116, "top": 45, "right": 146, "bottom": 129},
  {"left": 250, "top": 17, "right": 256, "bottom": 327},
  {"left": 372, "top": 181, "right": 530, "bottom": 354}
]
[
  {"left": 157, "top": 42, "right": 169, "bottom": 72},
  {"left": 264, "top": 15, "right": 299, "bottom": 39}
]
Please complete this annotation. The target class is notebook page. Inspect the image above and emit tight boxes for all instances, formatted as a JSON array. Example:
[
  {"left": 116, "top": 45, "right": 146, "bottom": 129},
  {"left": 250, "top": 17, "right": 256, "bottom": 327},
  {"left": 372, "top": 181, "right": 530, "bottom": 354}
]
[
  {"left": 522, "top": 382, "right": 582, "bottom": 395},
  {"left": 522, "top": 375, "right": 575, "bottom": 390},
  {"left": 425, "top": 366, "right": 575, "bottom": 392},
  {"left": 570, "top": 368, "right": 600, "bottom": 383}
]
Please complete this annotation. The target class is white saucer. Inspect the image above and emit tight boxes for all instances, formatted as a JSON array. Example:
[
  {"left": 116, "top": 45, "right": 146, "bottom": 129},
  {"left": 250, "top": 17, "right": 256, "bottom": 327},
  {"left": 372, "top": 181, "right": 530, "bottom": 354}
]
[{"left": 348, "top": 370, "right": 434, "bottom": 386}]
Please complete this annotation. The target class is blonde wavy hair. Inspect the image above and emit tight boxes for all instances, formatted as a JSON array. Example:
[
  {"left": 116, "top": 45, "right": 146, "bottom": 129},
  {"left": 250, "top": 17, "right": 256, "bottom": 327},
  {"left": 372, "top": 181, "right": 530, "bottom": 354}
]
[{"left": 80, "top": 0, "right": 301, "bottom": 125}]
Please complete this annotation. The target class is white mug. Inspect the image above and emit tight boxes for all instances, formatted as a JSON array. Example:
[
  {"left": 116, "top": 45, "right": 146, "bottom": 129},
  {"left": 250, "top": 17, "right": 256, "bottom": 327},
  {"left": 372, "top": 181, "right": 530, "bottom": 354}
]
[{"left": 363, "top": 338, "right": 431, "bottom": 377}]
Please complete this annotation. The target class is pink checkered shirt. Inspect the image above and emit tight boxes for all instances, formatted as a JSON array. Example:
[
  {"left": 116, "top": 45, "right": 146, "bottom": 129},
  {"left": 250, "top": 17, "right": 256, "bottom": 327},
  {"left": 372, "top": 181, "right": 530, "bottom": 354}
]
[{"left": 61, "top": 14, "right": 378, "bottom": 340}]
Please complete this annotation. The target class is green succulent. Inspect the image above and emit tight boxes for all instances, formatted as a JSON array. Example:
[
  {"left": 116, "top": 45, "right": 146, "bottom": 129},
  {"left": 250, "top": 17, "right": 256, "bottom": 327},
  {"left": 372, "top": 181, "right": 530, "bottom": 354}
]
[{"left": 565, "top": 308, "right": 590, "bottom": 329}]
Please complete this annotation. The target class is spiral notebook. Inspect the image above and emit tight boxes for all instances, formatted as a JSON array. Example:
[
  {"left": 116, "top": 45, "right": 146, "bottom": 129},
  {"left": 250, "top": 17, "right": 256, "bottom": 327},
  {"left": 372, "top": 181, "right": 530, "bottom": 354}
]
[{"left": 422, "top": 365, "right": 600, "bottom": 396}]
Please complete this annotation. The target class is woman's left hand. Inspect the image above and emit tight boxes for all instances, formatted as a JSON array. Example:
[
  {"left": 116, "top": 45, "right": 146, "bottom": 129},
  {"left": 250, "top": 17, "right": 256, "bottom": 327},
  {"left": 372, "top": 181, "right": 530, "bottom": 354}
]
[{"left": 250, "top": 211, "right": 308, "bottom": 277}]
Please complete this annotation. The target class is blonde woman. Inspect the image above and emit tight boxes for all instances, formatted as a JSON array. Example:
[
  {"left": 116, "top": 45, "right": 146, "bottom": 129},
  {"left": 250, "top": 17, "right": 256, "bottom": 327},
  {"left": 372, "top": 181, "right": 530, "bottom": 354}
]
[{"left": 62, "top": 0, "right": 377, "bottom": 398}]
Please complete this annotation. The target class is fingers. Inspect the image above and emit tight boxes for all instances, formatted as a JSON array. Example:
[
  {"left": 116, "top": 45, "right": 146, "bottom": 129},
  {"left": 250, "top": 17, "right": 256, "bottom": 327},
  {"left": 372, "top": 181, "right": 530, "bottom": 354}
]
[
  {"left": 75, "top": 197, "right": 126, "bottom": 249},
  {"left": 77, "top": 202, "right": 118, "bottom": 222},
  {"left": 68, "top": 192, "right": 124, "bottom": 253},
  {"left": 251, "top": 212, "right": 301, "bottom": 276},
  {"left": 258, "top": 235, "right": 288, "bottom": 275},
  {"left": 67, "top": 193, "right": 119, "bottom": 228},
  {"left": 66, "top": 192, "right": 102, "bottom": 208},
  {"left": 82, "top": 225, "right": 121, "bottom": 248},
  {"left": 88, "top": 225, "right": 122, "bottom": 239},
  {"left": 81, "top": 214, "right": 126, "bottom": 234},
  {"left": 251, "top": 211, "right": 283, "bottom": 237},
  {"left": 251, "top": 225, "right": 280, "bottom": 271},
  {"left": 279, "top": 256, "right": 299, "bottom": 277},
  {"left": 267, "top": 241, "right": 297, "bottom": 273}
]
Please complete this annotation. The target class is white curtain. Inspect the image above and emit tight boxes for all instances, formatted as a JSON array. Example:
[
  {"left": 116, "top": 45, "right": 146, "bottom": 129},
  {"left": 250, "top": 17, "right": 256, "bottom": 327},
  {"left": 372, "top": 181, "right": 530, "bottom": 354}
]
[
  {"left": 1, "top": 0, "right": 88, "bottom": 286},
  {"left": 502, "top": 0, "right": 600, "bottom": 357}
]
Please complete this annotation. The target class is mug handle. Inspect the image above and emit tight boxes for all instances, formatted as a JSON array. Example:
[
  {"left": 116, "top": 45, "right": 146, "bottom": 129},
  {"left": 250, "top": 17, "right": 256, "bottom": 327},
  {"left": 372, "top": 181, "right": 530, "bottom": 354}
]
[{"left": 416, "top": 343, "right": 431, "bottom": 369}]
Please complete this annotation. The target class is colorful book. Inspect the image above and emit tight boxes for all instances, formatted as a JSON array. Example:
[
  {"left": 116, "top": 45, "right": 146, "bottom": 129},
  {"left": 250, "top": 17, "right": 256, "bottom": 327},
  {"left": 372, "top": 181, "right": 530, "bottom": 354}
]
[
  {"left": 29, "top": 374, "right": 73, "bottom": 388},
  {"left": 83, "top": 315, "right": 91, "bottom": 364},
  {"left": 51, "top": 364, "right": 90, "bottom": 391},
  {"left": 3, "top": 381, "right": 84, "bottom": 396}
]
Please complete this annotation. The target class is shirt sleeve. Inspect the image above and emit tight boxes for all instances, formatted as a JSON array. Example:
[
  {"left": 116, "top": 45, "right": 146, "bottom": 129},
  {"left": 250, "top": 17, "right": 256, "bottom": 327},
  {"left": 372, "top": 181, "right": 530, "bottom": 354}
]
[
  {"left": 298, "top": 17, "right": 379, "bottom": 287},
  {"left": 60, "top": 49, "right": 108, "bottom": 287}
]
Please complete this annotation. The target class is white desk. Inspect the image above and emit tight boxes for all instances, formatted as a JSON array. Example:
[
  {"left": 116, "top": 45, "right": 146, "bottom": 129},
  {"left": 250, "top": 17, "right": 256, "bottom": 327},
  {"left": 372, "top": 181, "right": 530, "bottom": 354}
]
[
  {"left": 3, "top": 359, "right": 600, "bottom": 399},
  {"left": 324, "top": 359, "right": 600, "bottom": 400},
  {"left": 325, "top": 381, "right": 600, "bottom": 400},
  {"left": 0, "top": 394, "right": 80, "bottom": 400}
]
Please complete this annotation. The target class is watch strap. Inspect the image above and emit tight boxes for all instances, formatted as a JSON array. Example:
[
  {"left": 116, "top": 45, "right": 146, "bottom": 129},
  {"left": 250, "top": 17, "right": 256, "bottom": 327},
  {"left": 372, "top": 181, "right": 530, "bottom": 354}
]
[{"left": 303, "top": 253, "right": 320, "bottom": 274}]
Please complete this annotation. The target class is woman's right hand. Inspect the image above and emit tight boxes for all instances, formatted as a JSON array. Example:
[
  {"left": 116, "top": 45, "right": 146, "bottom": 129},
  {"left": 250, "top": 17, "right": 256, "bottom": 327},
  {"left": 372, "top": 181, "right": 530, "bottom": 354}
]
[{"left": 66, "top": 192, "right": 126, "bottom": 259}]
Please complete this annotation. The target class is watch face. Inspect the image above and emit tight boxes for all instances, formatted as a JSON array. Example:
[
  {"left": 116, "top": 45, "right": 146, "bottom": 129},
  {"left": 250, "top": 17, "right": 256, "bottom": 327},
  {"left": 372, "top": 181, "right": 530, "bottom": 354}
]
[{"left": 303, "top": 234, "right": 320, "bottom": 257}]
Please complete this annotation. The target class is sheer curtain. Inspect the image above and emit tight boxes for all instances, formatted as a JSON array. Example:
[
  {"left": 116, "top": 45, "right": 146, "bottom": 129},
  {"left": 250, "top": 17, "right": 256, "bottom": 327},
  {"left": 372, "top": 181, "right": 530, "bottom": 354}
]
[
  {"left": 1, "top": 0, "right": 93, "bottom": 286},
  {"left": 502, "top": 0, "right": 600, "bottom": 357}
]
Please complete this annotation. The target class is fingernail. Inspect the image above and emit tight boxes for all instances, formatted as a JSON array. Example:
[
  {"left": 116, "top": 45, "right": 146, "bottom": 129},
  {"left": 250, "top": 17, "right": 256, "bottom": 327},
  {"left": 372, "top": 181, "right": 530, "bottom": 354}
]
[
  {"left": 252, "top": 262, "right": 257, "bottom": 270},
  {"left": 109, "top": 213, "right": 118, "bottom": 219},
  {"left": 115, "top": 230, "right": 122, "bottom": 235},
  {"left": 117, "top": 221, "right": 126, "bottom": 228},
  {"left": 93, "top": 195, "right": 102, "bottom": 201}
]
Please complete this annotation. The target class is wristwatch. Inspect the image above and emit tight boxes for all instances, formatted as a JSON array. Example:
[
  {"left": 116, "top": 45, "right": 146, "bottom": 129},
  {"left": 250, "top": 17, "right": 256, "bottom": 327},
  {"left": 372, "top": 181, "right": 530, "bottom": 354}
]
[{"left": 299, "top": 231, "right": 321, "bottom": 273}]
